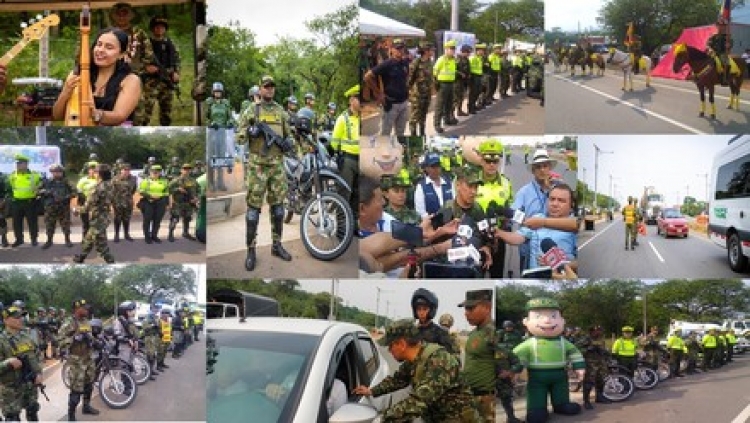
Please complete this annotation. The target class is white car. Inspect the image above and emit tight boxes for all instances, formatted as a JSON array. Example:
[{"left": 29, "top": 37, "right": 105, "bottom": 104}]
[{"left": 207, "top": 317, "right": 391, "bottom": 423}]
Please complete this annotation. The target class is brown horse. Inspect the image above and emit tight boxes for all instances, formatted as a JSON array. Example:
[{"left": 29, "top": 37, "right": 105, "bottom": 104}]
[{"left": 672, "top": 42, "right": 746, "bottom": 118}]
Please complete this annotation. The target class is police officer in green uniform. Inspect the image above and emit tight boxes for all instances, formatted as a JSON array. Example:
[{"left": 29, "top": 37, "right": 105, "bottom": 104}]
[
  {"left": 353, "top": 319, "right": 477, "bottom": 422},
  {"left": 330, "top": 85, "right": 360, "bottom": 209},
  {"left": 702, "top": 328, "right": 717, "bottom": 370},
  {"left": 39, "top": 163, "right": 75, "bottom": 249},
  {"left": 433, "top": 40, "right": 458, "bottom": 133},
  {"left": 488, "top": 45, "right": 502, "bottom": 102},
  {"left": 0, "top": 304, "right": 43, "bottom": 422},
  {"left": 138, "top": 164, "right": 170, "bottom": 243},
  {"left": 612, "top": 326, "right": 638, "bottom": 375},
  {"left": 459, "top": 289, "right": 496, "bottom": 422},
  {"left": 475, "top": 139, "right": 514, "bottom": 278},
  {"left": 408, "top": 41, "right": 434, "bottom": 137},
  {"left": 468, "top": 43, "right": 485, "bottom": 113},
  {"left": 666, "top": 329, "right": 685, "bottom": 377},
  {"left": 454, "top": 44, "right": 472, "bottom": 117},
  {"left": 8, "top": 154, "right": 42, "bottom": 247},
  {"left": 236, "top": 75, "right": 294, "bottom": 271}
]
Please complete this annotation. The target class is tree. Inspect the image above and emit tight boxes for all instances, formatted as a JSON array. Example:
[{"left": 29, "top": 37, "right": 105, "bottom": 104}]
[
  {"left": 111, "top": 264, "right": 197, "bottom": 304},
  {"left": 558, "top": 280, "right": 641, "bottom": 335},
  {"left": 647, "top": 279, "right": 750, "bottom": 321}
]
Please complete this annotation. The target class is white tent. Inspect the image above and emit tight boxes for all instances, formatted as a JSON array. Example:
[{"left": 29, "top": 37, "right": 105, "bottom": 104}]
[{"left": 360, "top": 8, "right": 426, "bottom": 38}]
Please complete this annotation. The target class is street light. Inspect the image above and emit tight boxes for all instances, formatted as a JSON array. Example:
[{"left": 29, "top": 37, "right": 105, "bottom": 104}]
[
  {"left": 696, "top": 173, "right": 709, "bottom": 204},
  {"left": 594, "top": 144, "right": 614, "bottom": 211}
]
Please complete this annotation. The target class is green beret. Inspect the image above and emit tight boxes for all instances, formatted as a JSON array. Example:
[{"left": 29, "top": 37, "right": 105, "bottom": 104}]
[
  {"left": 526, "top": 297, "right": 560, "bottom": 311},
  {"left": 378, "top": 319, "right": 419, "bottom": 346}
]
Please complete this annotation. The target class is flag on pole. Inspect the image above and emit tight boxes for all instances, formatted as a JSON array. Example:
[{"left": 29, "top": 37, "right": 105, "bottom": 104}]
[{"left": 720, "top": 0, "right": 731, "bottom": 21}]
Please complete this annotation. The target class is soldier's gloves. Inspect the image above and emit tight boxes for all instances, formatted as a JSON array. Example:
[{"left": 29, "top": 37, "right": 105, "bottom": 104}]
[{"left": 274, "top": 135, "right": 295, "bottom": 155}]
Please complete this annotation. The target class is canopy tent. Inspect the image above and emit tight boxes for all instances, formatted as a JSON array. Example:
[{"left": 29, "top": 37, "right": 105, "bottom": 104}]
[
  {"left": 360, "top": 8, "right": 425, "bottom": 38},
  {"left": 651, "top": 25, "right": 716, "bottom": 80}
]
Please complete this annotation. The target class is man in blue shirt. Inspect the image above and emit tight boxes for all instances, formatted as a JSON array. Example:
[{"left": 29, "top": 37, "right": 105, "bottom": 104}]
[
  {"left": 364, "top": 38, "right": 410, "bottom": 136},
  {"left": 511, "top": 149, "right": 578, "bottom": 271}
]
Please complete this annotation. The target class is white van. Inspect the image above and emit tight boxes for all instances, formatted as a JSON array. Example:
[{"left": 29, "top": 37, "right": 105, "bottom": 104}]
[{"left": 708, "top": 136, "right": 750, "bottom": 272}]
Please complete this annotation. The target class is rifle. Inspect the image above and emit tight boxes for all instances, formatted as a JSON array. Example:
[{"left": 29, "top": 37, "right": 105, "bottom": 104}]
[
  {"left": 16, "top": 352, "right": 49, "bottom": 401},
  {"left": 148, "top": 41, "right": 181, "bottom": 103},
  {"left": 250, "top": 120, "right": 294, "bottom": 156}
]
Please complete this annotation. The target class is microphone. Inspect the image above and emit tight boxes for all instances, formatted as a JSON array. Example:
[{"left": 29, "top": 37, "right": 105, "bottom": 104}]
[{"left": 539, "top": 238, "right": 568, "bottom": 271}]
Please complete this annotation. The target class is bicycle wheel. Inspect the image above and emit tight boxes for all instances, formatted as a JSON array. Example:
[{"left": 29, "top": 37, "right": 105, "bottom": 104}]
[
  {"left": 633, "top": 366, "right": 659, "bottom": 390},
  {"left": 130, "top": 353, "right": 151, "bottom": 385},
  {"left": 657, "top": 361, "right": 671, "bottom": 381},
  {"left": 300, "top": 192, "right": 354, "bottom": 261},
  {"left": 61, "top": 361, "right": 71, "bottom": 389},
  {"left": 98, "top": 369, "right": 138, "bottom": 409},
  {"left": 602, "top": 374, "right": 635, "bottom": 402}
]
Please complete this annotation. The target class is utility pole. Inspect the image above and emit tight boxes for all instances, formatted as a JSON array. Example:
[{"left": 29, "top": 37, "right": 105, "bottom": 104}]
[{"left": 594, "top": 144, "right": 614, "bottom": 211}]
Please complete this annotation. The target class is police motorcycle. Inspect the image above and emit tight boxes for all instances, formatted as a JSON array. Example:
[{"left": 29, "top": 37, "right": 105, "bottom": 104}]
[
  {"left": 283, "top": 109, "right": 351, "bottom": 224},
  {"left": 252, "top": 108, "right": 354, "bottom": 261},
  {"left": 61, "top": 319, "right": 138, "bottom": 409}
]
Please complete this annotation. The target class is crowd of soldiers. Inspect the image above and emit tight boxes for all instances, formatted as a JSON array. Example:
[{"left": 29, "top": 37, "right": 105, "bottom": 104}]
[
  {"left": 0, "top": 298, "right": 203, "bottom": 421},
  {"left": 362, "top": 37, "right": 544, "bottom": 136},
  {"left": 0, "top": 152, "right": 206, "bottom": 263}
]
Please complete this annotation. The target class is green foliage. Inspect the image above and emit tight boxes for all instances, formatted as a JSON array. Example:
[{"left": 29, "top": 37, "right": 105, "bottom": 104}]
[
  {"left": 681, "top": 200, "right": 707, "bottom": 217},
  {"left": 111, "top": 264, "right": 197, "bottom": 304},
  {"left": 495, "top": 283, "right": 552, "bottom": 324}
]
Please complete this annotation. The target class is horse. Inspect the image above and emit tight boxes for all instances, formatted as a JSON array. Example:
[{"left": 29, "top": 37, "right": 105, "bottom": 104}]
[
  {"left": 590, "top": 52, "right": 606, "bottom": 76},
  {"left": 672, "top": 42, "right": 745, "bottom": 118},
  {"left": 567, "top": 46, "right": 594, "bottom": 76},
  {"left": 607, "top": 47, "right": 652, "bottom": 91}
]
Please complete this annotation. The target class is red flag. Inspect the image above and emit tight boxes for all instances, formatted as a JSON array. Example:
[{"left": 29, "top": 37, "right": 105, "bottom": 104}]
[{"left": 720, "top": 0, "right": 731, "bottom": 21}]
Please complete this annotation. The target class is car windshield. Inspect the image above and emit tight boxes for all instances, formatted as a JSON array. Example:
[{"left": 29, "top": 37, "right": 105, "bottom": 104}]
[
  {"left": 664, "top": 209, "right": 682, "bottom": 218},
  {"left": 207, "top": 329, "right": 319, "bottom": 423}
]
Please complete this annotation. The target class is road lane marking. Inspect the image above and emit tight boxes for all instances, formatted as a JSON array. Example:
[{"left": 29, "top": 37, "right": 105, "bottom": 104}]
[
  {"left": 551, "top": 74, "right": 705, "bottom": 134},
  {"left": 731, "top": 402, "right": 750, "bottom": 423},
  {"left": 578, "top": 221, "right": 617, "bottom": 251},
  {"left": 648, "top": 241, "right": 666, "bottom": 263},
  {"left": 597, "top": 72, "right": 750, "bottom": 105}
]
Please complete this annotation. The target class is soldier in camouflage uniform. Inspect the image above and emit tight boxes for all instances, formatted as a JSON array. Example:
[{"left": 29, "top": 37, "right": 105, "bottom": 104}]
[
  {"left": 0, "top": 305, "right": 43, "bottom": 421},
  {"left": 685, "top": 331, "right": 700, "bottom": 374},
  {"left": 412, "top": 288, "right": 460, "bottom": 358},
  {"left": 408, "top": 42, "right": 434, "bottom": 137},
  {"left": 112, "top": 162, "right": 137, "bottom": 242},
  {"left": 47, "top": 307, "right": 60, "bottom": 360},
  {"left": 480, "top": 45, "right": 493, "bottom": 107},
  {"left": 191, "top": 160, "right": 205, "bottom": 179},
  {"left": 143, "top": 156, "right": 156, "bottom": 177},
  {"left": 236, "top": 75, "right": 294, "bottom": 271},
  {"left": 382, "top": 171, "right": 421, "bottom": 224},
  {"left": 459, "top": 289, "right": 497, "bottom": 423},
  {"left": 142, "top": 308, "right": 161, "bottom": 377},
  {"left": 454, "top": 44, "right": 472, "bottom": 117},
  {"left": 168, "top": 164, "right": 198, "bottom": 242},
  {"left": 156, "top": 308, "right": 172, "bottom": 371},
  {"left": 75, "top": 162, "right": 99, "bottom": 236},
  {"left": 165, "top": 157, "right": 181, "bottom": 181},
  {"left": 639, "top": 326, "right": 662, "bottom": 370},
  {"left": 499, "top": 50, "right": 511, "bottom": 98},
  {"left": 0, "top": 171, "right": 9, "bottom": 247},
  {"left": 40, "top": 164, "right": 75, "bottom": 249},
  {"left": 317, "top": 102, "right": 337, "bottom": 132},
  {"left": 59, "top": 299, "right": 100, "bottom": 420},
  {"left": 109, "top": 2, "right": 154, "bottom": 124},
  {"left": 496, "top": 339, "right": 523, "bottom": 423},
  {"left": 575, "top": 325, "right": 612, "bottom": 410},
  {"left": 73, "top": 164, "right": 114, "bottom": 264},
  {"left": 206, "top": 82, "right": 234, "bottom": 129},
  {"left": 240, "top": 86, "right": 260, "bottom": 117},
  {"left": 354, "top": 319, "right": 477, "bottom": 422},
  {"left": 139, "top": 16, "right": 180, "bottom": 126},
  {"left": 499, "top": 321, "right": 524, "bottom": 349}
]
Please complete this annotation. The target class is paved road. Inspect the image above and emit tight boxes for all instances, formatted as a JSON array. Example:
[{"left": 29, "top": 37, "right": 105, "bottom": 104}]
[
  {"left": 361, "top": 91, "right": 544, "bottom": 137},
  {"left": 545, "top": 66, "right": 750, "bottom": 134},
  {"left": 39, "top": 337, "right": 205, "bottom": 421},
  {"left": 578, "top": 217, "right": 741, "bottom": 279},
  {"left": 503, "top": 354, "right": 750, "bottom": 422},
  {"left": 0, "top": 217, "right": 205, "bottom": 264}
]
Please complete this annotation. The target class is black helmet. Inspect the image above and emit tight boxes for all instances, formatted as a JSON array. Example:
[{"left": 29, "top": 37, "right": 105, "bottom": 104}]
[
  {"left": 117, "top": 301, "right": 137, "bottom": 316},
  {"left": 411, "top": 288, "right": 438, "bottom": 320},
  {"left": 503, "top": 320, "right": 515, "bottom": 329},
  {"left": 90, "top": 318, "right": 103, "bottom": 336},
  {"left": 296, "top": 108, "right": 316, "bottom": 135}
]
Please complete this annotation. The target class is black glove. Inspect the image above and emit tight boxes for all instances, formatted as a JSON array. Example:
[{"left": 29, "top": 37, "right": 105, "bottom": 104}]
[{"left": 275, "top": 136, "right": 295, "bottom": 155}]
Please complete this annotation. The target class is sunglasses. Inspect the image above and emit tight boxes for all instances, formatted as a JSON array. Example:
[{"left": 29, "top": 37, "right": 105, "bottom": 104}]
[{"left": 262, "top": 83, "right": 275, "bottom": 88}]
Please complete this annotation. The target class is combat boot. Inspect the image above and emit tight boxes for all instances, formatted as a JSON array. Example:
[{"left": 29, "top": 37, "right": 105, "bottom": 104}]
[
  {"left": 144, "top": 228, "right": 153, "bottom": 244},
  {"left": 31, "top": 237, "right": 38, "bottom": 246},
  {"left": 1, "top": 233, "right": 7, "bottom": 247},
  {"left": 11, "top": 238, "right": 23, "bottom": 247},
  {"left": 123, "top": 220, "right": 134, "bottom": 241},
  {"left": 64, "top": 231, "right": 73, "bottom": 247},
  {"left": 245, "top": 208, "right": 260, "bottom": 271},
  {"left": 41, "top": 233, "right": 53, "bottom": 249},
  {"left": 270, "top": 205, "right": 292, "bottom": 262},
  {"left": 72, "top": 253, "right": 87, "bottom": 264},
  {"left": 168, "top": 226, "right": 175, "bottom": 242},
  {"left": 582, "top": 383, "right": 594, "bottom": 410},
  {"left": 501, "top": 397, "right": 521, "bottom": 423},
  {"left": 183, "top": 218, "right": 196, "bottom": 240},
  {"left": 68, "top": 392, "right": 81, "bottom": 421},
  {"left": 113, "top": 218, "right": 121, "bottom": 242}
]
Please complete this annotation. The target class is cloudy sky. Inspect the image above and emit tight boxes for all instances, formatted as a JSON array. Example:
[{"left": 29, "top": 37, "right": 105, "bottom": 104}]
[
  {"left": 545, "top": 0, "right": 603, "bottom": 32},
  {"left": 206, "top": 0, "right": 354, "bottom": 47}
]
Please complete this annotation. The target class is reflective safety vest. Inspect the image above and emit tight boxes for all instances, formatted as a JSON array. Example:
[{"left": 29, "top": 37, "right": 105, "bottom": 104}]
[
  {"left": 9, "top": 171, "right": 41, "bottom": 200},
  {"left": 330, "top": 111, "right": 360, "bottom": 155},
  {"left": 612, "top": 337, "right": 637, "bottom": 356},
  {"left": 469, "top": 55, "right": 483, "bottom": 75},
  {"left": 489, "top": 53, "right": 501, "bottom": 71},
  {"left": 476, "top": 175, "right": 513, "bottom": 211},
  {"left": 623, "top": 205, "right": 636, "bottom": 224},
  {"left": 139, "top": 178, "right": 170, "bottom": 199},
  {"left": 193, "top": 314, "right": 203, "bottom": 325},
  {"left": 726, "top": 334, "right": 737, "bottom": 344},
  {"left": 667, "top": 335, "right": 685, "bottom": 350},
  {"left": 160, "top": 320, "right": 172, "bottom": 342},
  {"left": 702, "top": 334, "right": 716, "bottom": 348},
  {"left": 434, "top": 55, "right": 457, "bottom": 82},
  {"left": 512, "top": 56, "right": 524, "bottom": 67}
]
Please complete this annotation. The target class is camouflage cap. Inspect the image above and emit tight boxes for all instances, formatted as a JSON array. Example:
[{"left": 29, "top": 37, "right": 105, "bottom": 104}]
[
  {"left": 453, "top": 165, "right": 484, "bottom": 185},
  {"left": 389, "top": 170, "right": 412, "bottom": 188},
  {"left": 378, "top": 319, "right": 419, "bottom": 346},
  {"left": 14, "top": 153, "right": 29, "bottom": 162},
  {"left": 525, "top": 297, "right": 560, "bottom": 311},
  {"left": 260, "top": 75, "right": 275, "bottom": 87},
  {"left": 49, "top": 164, "right": 64, "bottom": 172},
  {"left": 182, "top": 163, "right": 193, "bottom": 169},
  {"left": 458, "top": 289, "right": 492, "bottom": 307}
]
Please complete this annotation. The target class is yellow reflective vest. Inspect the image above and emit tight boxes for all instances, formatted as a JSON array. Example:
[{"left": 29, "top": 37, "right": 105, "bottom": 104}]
[
  {"left": 612, "top": 338, "right": 637, "bottom": 356},
  {"left": 489, "top": 53, "right": 501, "bottom": 71},
  {"left": 469, "top": 55, "right": 483, "bottom": 75},
  {"left": 10, "top": 171, "right": 41, "bottom": 200},
  {"left": 139, "top": 177, "right": 170, "bottom": 199},
  {"left": 160, "top": 320, "right": 172, "bottom": 342},
  {"left": 667, "top": 335, "right": 685, "bottom": 350},
  {"left": 476, "top": 174, "right": 513, "bottom": 211},
  {"left": 330, "top": 111, "right": 360, "bottom": 155},
  {"left": 702, "top": 334, "right": 716, "bottom": 348},
  {"left": 434, "top": 55, "right": 457, "bottom": 82},
  {"left": 623, "top": 205, "right": 636, "bottom": 224}
]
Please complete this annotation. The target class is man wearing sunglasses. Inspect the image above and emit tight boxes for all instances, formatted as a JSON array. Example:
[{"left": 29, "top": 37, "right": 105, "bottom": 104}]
[
  {"left": 364, "top": 38, "right": 410, "bottom": 137},
  {"left": 0, "top": 305, "right": 43, "bottom": 422}
]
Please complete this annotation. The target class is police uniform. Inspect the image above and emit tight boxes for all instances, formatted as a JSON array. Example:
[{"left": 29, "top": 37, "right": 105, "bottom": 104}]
[
  {"left": 156, "top": 310, "right": 172, "bottom": 370},
  {"left": 666, "top": 330, "right": 685, "bottom": 377},
  {"left": 612, "top": 327, "right": 637, "bottom": 375},
  {"left": 408, "top": 42, "right": 434, "bottom": 137},
  {"left": 167, "top": 164, "right": 198, "bottom": 242},
  {"left": 330, "top": 85, "right": 360, "bottom": 209},
  {"left": 74, "top": 166, "right": 114, "bottom": 264},
  {"left": 0, "top": 172, "right": 9, "bottom": 246},
  {"left": 623, "top": 198, "right": 637, "bottom": 250},
  {"left": 40, "top": 164, "right": 75, "bottom": 249},
  {"left": 76, "top": 163, "right": 99, "bottom": 236},
  {"left": 235, "top": 75, "right": 293, "bottom": 271},
  {"left": 139, "top": 17, "right": 181, "bottom": 126},
  {"left": 138, "top": 165, "right": 170, "bottom": 243},
  {"left": 433, "top": 40, "right": 458, "bottom": 133},
  {"left": 8, "top": 154, "right": 42, "bottom": 247},
  {"left": 488, "top": 45, "right": 502, "bottom": 102},
  {"left": 468, "top": 44, "right": 485, "bottom": 114}
]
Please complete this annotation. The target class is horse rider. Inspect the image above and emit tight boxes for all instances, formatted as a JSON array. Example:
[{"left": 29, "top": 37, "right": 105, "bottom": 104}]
[
  {"left": 707, "top": 16, "right": 733, "bottom": 86},
  {"left": 626, "top": 33, "right": 643, "bottom": 74}
]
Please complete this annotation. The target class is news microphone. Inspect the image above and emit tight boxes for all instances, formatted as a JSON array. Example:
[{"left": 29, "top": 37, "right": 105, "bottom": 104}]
[{"left": 540, "top": 238, "right": 568, "bottom": 271}]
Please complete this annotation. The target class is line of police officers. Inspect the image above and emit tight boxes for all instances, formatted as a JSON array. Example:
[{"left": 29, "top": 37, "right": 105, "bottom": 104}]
[{"left": 0, "top": 298, "right": 203, "bottom": 421}]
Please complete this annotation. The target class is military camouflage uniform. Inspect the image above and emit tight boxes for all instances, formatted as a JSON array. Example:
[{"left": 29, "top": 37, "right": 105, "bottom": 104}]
[
  {"left": 142, "top": 314, "right": 160, "bottom": 371},
  {"left": 206, "top": 97, "right": 234, "bottom": 128},
  {"left": 168, "top": 172, "right": 198, "bottom": 241},
  {"left": 575, "top": 334, "right": 609, "bottom": 406},
  {"left": 0, "top": 327, "right": 42, "bottom": 420},
  {"left": 372, "top": 342, "right": 476, "bottom": 422},
  {"left": 140, "top": 35, "right": 180, "bottom": 126},
  {"left": 120, "top": 25, "right": 155, "bottom": 125},
  {"left": 454, "top": 53, "right": 471, "bottom": 115},
  {"left": 79, "top": 180, "right": 114, "bottom": 263},
  {"left": 639, "top": 332, "right": 662, "bottom": 369},
  {"left": 408, "top": 55, "right": 433, "bottom": 137},
  {"left": 59, "top": 316, "right": 98, "bottom": 418},
  {"left": 464, "top": 321, "right": 497, "bottom": 422},
  {"left": 481, "top": 54, "right": 492, "bottom": 106},
  {"left": 499, "top": 54, "right": 511, "bottom": 98},
  {"left": 0, "top": 172, "right": 9, "bottom": 246},
  {"left": 385, "top": 204, "right": 421, "bottom": 225},
  {"left": 40, "top": 176, "right": 75, "bottom": 245},
  {"left": 499, "top": 330, "right": 524, "bottom": 349},
  {"left": 111, "top": 171, "right": 137, "bottom": 241},
  {"left": 496, "top": 341, "right": 523, "bottom": 423},
  {"left": 165, "top": 163, "right": 181, "bottom": 181},
  {"left": 685, "top": 335, "right": 700, "bottom": 373}
]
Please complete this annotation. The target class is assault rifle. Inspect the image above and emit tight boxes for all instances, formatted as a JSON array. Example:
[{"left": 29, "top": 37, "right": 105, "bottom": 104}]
[
  {"left": 250, "top": 121, "right": 295, "bottom": 156},
  {"left": 18, "top": 355, "right": 49, "bottom": 401}
]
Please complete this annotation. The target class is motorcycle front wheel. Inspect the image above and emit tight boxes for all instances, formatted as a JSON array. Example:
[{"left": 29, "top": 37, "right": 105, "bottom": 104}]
[
  {"left": 602, "top": 374, "right": 635, "bottom": 402},
  {"left": 99, "top": 369, "right": 138, "bottom": 409},
  {"left": 300, "top": 192, "right": 354, "bottom": 261}
]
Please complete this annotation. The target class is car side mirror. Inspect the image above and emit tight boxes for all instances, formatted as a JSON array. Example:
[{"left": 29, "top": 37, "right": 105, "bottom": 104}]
[{"left": 329, "top": 403, "right": 379, "bottom": 423}]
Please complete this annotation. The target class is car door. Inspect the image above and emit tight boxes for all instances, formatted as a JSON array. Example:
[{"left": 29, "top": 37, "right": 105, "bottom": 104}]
[{"left": 354, "top": 333, "right": 392, "bottom": 412}]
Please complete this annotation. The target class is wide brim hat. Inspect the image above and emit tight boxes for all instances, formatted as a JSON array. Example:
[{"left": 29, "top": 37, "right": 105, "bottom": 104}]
[{"left": 529, "top": 149, "right": 557, "bottom": 171}]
